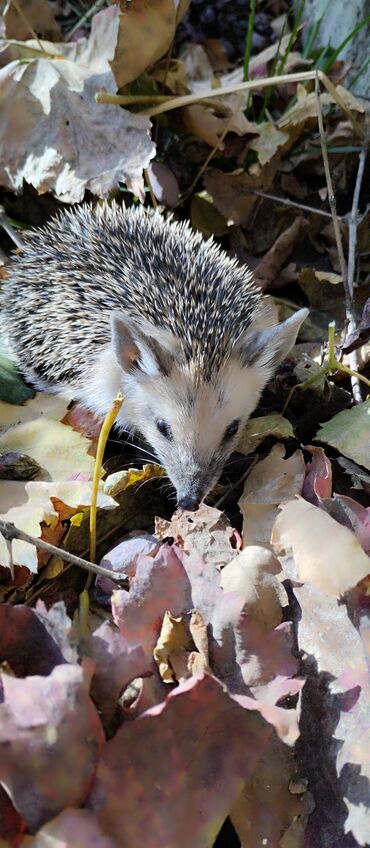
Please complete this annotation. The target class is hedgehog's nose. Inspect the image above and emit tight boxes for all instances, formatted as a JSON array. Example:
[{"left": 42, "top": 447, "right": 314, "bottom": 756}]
[{"left": 177, "top": 495, "right": 201, "bottom": 512}]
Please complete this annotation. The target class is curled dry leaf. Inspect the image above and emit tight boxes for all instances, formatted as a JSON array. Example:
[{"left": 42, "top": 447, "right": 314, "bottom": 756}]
[
  {"left": 272, "top": 497, "right": 370, "bottom": 596},
  {"left": 0, "top": 6, "right": 155, "bottom": 202},
  {"left": 87, "top": 674, "right": 297, "bottom": 848},
  {"left": 110, "top": 0, "right": 191, "bottom": 88},
  {"left": 302, "top": 445, "right": 332, "bottom": 505},
  {"left": 0, "top": 664, "right": 104, "bottom": 832},
  {"left": 253, "top": 216, "right": 309, "bottom": 287},
  {"left": 239, "top": 443, "right": 305, "bottom": 547}
]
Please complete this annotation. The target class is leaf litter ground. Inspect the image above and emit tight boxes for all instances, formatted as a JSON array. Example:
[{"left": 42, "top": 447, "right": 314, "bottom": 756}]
[{"left": 0, "top": 1, "right": 370, "bottom": 847}]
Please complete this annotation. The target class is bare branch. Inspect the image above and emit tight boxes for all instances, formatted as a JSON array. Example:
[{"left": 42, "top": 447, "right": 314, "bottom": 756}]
[{"left": 0, "top": 519, "right": 127, "bottom": 582}]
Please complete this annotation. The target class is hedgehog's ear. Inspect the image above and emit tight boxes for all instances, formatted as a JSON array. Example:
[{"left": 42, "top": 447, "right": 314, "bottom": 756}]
[
  {"left": 237, "top": 308, "right": 308, "bottom": 371},
  {"left": 110, "top": 311, "right": 180, "bottom": 376}
]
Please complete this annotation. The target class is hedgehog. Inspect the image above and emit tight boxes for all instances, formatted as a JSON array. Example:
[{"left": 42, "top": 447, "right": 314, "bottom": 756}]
[{"left": 0, "top": 203, "right": 308, "bottom": 509}]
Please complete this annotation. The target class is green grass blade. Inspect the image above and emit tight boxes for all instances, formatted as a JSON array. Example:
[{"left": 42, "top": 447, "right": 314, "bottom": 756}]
[{"left": 243, "top": 0, "right": 257, "bottom": 82}]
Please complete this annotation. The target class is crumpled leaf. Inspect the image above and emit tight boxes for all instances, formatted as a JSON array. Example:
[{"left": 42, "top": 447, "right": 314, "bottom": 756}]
[
  {"left": 113, "top": 541, "right": 299, "bottom": 704},
  {"left": 302, "top": 445, "right": 332, "bottom": 505},
  {"left": 0, "top": 664, "right": 104, "bottom": 832},
  {"left": 239, "top": 444, "right": 305, "bottom": 547},
  {"left": 272, "top": 496, "right": 370, "bottom": 596},
  {"left": 183, "top": 97, "right": 254, "bottom": 147},
  {"left": 315, "top": 400, "right": 370, "bottom": 471},
  {"left": 104, "top": 464, "right": 165, "bottom": 498},
  {"left": 27, "top": 808, "right": 116, "bottom": 848},
  {"left": 156, "top": 502, "right": 237, "bottom": 568},
  {"left": 89, "top": 621, "right": 149, "bottom": 727},
  {"left": 321, "top": 494, "right": 370, "bottom": 556},
  {"left": 87, "top": 673, "right": 298, "bottom": 848},
  {"left": 238, "top": 412, "right": 294, "bottom": 455},
  {"left": 249, "top": 121, "right": 290, "bottom": 166},
  {"left": 0, "top": 7, "right": 155, "bottom": 202},
  {"left": 153, "top": 609, "right": 211, "bottom": 683},
  {"left": 278, "top": 83, "right": 364, "bottom": 130},
  {"left": 111, "top": 0, "right": 191, "bottom": 88}
]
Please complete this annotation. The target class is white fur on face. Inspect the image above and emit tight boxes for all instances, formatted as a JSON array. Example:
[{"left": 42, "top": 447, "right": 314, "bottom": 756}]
[{"left": 112, "top": 357, "right": 271, "bottom": 503}]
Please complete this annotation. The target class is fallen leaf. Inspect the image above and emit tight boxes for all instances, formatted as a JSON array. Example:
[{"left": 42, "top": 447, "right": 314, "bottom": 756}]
[
  {"left": 254, "top": 217, "right": 308, "bottom": 286},
  {"left": 294, "top": 580, "right": 370, "bottom": 846},
  {"left": 111, "top": 0, "right": 191, "bottom": 88},
  {"left": 238, "top": 412, "right": 294, "bottom": 455},
  {"left": 249, "top": 122, "right": 290, "bottom": 166},
  {"left": 315, "top": 400, "right": 370, "bottom": 472},
  {"left": 87, "top": 674, "right": 295, "bottom": 848},
  {"left": 2, "top": 0, "right": 61, "bottom": 41},
  {"left": 302, "top": 445, "right": 332, "bottom": 504},
  {"left": 0, "top": 7, "right": 155, "bottom": 202},
  {"left": 156, "top": 502, "right": 236, "bottom": 568},
  {"left": 272, "top": 497, "right": 370, "bottom": 595},
  {"left": 239, "top": 444, "right": 305, "bottom": 547},
  {"left": 0, "top": 664, "right": 104, "bottom": 832}
]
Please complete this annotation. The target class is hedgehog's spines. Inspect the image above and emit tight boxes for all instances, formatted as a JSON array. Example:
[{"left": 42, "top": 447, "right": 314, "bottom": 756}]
[{"left": 1, "top": 201, "right": 261, "bottom": 387}]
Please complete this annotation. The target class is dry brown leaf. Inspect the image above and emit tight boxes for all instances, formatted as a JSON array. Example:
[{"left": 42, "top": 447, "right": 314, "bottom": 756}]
[
  {"left": 155, "top": 502, "right": 236, "bottom": 568},
  {"left": 110, "top": 0, "right": 191, "bottom": 88},
  {"left": 249, "top": 122, "right": 290, "bottom": 167},
  {"left": 271, "top": 497, "right": 370, "bottom": 596},
  {"left": 254, "top": 217, "right": 309, "bottom": 286},
  {"left": 0, "top": 7, "right": 155, "bottom": 202},
  {"left": 205, "top": 165, "right": 276, "bottom": 227},
  {"left": 2, "top": 0, "right": 61, "bottom": 40},
  {"left": 239, "top": 444, "right": 305, "bottom": 547}
]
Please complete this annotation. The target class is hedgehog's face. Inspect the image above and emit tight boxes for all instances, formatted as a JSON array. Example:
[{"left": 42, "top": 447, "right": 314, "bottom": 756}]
[{"left": 110, "top": 309, "right": 308, "bottom": 509}]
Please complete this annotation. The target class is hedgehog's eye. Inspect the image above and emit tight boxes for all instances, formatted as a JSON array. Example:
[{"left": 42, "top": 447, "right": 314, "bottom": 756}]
[
  {"left": 156, "top": 419, "right": 172, "bottom": 440},
  {"left": 223, "top": 419, "right": 240, "bottom": 441}
]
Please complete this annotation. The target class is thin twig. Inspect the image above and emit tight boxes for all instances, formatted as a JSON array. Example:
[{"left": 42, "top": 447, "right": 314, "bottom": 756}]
[
  {"left": 245, "top": 189, "right": 337, "bottom": 220},
  {"left": 345, "top": 142, "right": 368, "bottom": 401},
  {"left": 347, "top": 144, "right": 368, "bottom": 300},
  {"left": 0, "top": 519, "right": 128, "bottom": 582},
  {"left": 315, "top": 72, "right": 348, "bottom": 288}
]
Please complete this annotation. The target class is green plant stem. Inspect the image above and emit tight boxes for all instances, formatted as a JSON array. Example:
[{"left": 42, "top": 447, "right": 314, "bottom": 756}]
[{"left": 243, "top": 0, "right": 257, "bottom": 83}]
